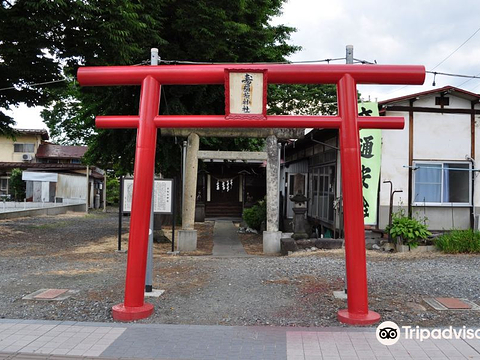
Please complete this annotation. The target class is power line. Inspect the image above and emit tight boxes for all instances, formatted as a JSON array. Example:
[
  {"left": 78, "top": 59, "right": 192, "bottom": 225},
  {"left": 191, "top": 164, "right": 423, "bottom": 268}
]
[
  {"left": 2, "top": 59, "right": 480, "bottom": 94},
  {"left": 431, "top": 25, "right": 480, "bottom": 71},
  {"left": 158, "top": 57, "right": 347, "bottom": 65},
  {"left": 353, "top": 58, "right": 376, "bottom": 65},
  {"left": 457, "top": 70, "right": 480, "bottom": 88},
  {"left": 426, "top": 70, "right": 480, "bottom": 80},
  {"left": 0, "top": 78, "right": 67, "bottom": 92}
]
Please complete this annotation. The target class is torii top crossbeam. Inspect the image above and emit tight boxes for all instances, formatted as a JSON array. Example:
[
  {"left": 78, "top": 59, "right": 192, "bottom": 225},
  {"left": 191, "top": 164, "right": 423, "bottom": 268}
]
[
  {"left": 79, "top": 63, "right": 422, "bottom": 85},
  {"left": 78, "top": 63, "right": 425, "bottom": 325}
]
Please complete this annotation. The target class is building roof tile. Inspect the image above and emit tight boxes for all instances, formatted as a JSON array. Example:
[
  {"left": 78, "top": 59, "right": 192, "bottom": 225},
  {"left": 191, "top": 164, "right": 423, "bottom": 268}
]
[{"left": 36, "top": 144, "right": 87, "bottom": 159}]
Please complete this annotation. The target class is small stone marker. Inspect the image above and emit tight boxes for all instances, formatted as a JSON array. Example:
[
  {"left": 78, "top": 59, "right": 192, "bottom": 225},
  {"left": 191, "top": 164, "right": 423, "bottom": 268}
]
[
  {"left": 144, "top": 289, "right": 165, "bottom": 297},
  {"left": 435, "top": 297, "right": 472, "bottom": 309},
  {"left": 333, "top": 291, "right": 348, "bottom": 300}
]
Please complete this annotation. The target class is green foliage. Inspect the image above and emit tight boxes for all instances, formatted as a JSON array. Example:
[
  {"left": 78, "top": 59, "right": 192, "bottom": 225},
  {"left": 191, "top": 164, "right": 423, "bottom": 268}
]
[
  {"left": 268, "top": 84, "right": 338, "bottom": 116},
  {"left": 106, "top": 176, "right": 120, "bottom": 205},
  {"left": 1, "top": 0, "right": 338, "bottom": 175},
  {"left": 9, "top": 168, "right": 25, "bottom": 201},
  {"left": 0, "top": 0, "right": 64, "bottom": 132},
  {"left": 242, "top": 200, "right": 266, "bottom": 231},
  {"left": 435, "top": 229, "right": 480, "bottom": 253},
  {"left": 386, "top": 210, "right": 431, "bottom": 247}
]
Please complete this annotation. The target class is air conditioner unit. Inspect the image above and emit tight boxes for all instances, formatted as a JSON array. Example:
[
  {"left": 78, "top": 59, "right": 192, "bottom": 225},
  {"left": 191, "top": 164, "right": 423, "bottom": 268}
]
[{"left": 22, "top": 154, "right": 33, "bottom": 161}]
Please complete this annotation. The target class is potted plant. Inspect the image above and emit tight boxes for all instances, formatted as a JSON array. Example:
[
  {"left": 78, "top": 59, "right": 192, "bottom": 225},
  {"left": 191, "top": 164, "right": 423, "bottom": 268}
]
[{"left": 386, "top": 210, "right": 432, "bottom": 252}]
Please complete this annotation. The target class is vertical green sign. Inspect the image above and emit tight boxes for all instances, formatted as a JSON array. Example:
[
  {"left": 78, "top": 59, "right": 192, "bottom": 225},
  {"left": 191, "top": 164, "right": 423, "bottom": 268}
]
[{"left": 358, "top": 102, "right": 381, "bottom": 225}]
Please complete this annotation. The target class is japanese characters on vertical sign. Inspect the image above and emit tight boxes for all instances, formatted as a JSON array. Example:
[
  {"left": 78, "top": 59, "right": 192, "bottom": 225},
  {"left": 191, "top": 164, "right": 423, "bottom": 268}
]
[
  {"left": 225, "top": 69, "right": 267, "bottom": 120},
  {"left": 358, "top": 102, "right": 381, "bottom": 225},
  {"left": 241, "top": 73, "right": 253, "bottom": 113}
]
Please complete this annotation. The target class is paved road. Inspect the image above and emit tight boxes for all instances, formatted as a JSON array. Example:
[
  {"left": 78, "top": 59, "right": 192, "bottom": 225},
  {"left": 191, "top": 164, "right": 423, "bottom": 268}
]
[{"left": 1, "top": 319, "right": 480, "bottom": 360}]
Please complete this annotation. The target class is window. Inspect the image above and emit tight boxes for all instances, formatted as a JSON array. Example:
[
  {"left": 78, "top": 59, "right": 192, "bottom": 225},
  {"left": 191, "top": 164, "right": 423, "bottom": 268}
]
[
  {"left": 0, "top": 178, "right": 8, "bottom": 190},
  {"left": 0, "top": 177, "right": 8, "bottom": 195},
  {"left": 435, "top": 96, "right": 449, "bottom": 106},
  {"left": 14, "top": 143, "right": 35, "bottom": 153},
  {"left": 308, "top": 165, "right": 335, "bottom": 222},
  {"left": 413, "top": 162, "right": 471, "bottom": 205}
]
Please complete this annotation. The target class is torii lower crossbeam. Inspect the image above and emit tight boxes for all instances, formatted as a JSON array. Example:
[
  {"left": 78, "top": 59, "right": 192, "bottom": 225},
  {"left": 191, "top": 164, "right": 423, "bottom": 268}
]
[{"left": 78, "top": 64, "right": 425, "bottom": 325}]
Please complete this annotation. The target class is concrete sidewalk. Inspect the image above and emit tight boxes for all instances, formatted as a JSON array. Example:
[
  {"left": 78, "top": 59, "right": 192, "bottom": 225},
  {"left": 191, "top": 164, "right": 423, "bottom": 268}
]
[
  {"left": 212, "top": 220, "right": 250, "bottom": 257},
  {"left": 1, "top": 319, "right": 480, "bottom": 360}
]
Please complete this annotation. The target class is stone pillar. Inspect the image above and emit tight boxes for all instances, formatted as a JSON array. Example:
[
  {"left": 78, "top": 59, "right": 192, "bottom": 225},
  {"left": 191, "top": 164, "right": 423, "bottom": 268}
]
[
  {"left": 263, "top": 135, "right": 282, "bottom": 253},
  {"left": 178, "top": 133, "right": 199, "bottom": 251}
]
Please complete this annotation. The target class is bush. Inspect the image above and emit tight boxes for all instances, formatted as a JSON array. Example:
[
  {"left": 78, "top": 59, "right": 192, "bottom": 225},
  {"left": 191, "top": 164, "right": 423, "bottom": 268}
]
[
  {"left": 435, "top": 229, "right": 480, "bottom": 253},
  {"left": 9, "top": 168, "right": 25, "bottom": 201},
  {"left": 386, "top": 210, "right": 431, "bottom": 248},
  {"left": 106, "top": 176, "right": 120, "bottom": 205},
  {"left": 242, "top": 200, "right": 266, "bottom": 231}
]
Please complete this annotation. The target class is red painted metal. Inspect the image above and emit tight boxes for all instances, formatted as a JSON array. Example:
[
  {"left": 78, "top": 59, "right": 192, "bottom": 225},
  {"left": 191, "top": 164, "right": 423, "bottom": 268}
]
[
  {"left": 79, "top": 63, "right": 425, "bottom": 324},
  {"left": 78, "top": 64, "right": 425, "bottom": 86},
  {"left": 96, "top": 115, "right": 404, "bottom": 130},
  {"left": 112, "top": 303, "right": 154, "bottom": 321},
  {"left": 111, "top": 76, "right": 160, "bottom": 321},
  {"left": 337, "top": 74, "right": 380, "bottom": 325}
]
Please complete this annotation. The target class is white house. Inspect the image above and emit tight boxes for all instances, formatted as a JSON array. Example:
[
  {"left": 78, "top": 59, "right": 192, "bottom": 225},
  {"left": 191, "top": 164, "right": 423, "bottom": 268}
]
[
  {"left": 280, "top": 86, "right": 480, "bottom": 236},
  {"left": 379, "top": 86, "right": 480, "bottom": 230}
]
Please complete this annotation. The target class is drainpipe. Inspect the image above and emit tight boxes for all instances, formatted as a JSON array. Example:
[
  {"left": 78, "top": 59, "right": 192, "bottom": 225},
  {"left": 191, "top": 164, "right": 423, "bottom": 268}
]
[
  {"left": 85, "top": 165, "right": 89, "bottom": 213},
  {"left": 466, "top": 156, "right": 476, "bottom": 230}
]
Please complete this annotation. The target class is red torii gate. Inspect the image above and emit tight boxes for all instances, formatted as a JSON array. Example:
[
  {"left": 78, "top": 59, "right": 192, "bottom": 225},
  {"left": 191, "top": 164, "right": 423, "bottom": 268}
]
[{"left": 78, "top": 64, "right": 425, "bottom": 325}]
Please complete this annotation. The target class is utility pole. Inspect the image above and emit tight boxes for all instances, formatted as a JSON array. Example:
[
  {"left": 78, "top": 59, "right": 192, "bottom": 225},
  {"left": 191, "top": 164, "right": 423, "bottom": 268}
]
[
  {"left": 145, "top": 48, "right": 159, "bottom": 293},
  {"left": 103, "top": 172, "right": 107, "bottom": 212},
  {"left": 343, "top": 44, "right": 353, "bottom": 295},
  {"left": 346, "top": 45, "right": 354, "bottom": 65}
]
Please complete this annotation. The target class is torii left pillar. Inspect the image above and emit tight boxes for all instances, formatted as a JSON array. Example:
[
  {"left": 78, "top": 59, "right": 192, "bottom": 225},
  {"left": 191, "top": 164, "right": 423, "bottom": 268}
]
[{"left": 110, "top": 76, "right": 160, "bottom": 320}]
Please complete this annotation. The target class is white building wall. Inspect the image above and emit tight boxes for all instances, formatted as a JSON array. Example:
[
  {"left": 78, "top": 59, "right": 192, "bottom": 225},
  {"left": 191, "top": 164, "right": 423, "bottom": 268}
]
[
  {"left": 379, "top": 95, "right": 480, "bottom": 230},
  {"left": 447, "top": 95, "right": 472, "bottom": 108},
  {"left": 379, "top": 111, "right": 410, "bottom": 208},
  {"left": 413, "top": 112, "right": 470, "bottom": 160}
]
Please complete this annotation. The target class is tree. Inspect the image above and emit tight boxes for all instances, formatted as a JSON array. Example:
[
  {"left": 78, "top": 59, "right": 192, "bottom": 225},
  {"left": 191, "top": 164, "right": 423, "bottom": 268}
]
[
  {"left": 1, "top": 0, "right": 337, "bottom": 175},
  {"left": 106, "top": 176, "right": 120, "bottom": 205},
  {"left": 268, "top": 84, "right": 338, "bottom": 116},
  {"left": 0, "top": 0, "right": 63, "bottom": 136},
  {"left": 9, "top": 168, "right": 25, "bottom": 201}
]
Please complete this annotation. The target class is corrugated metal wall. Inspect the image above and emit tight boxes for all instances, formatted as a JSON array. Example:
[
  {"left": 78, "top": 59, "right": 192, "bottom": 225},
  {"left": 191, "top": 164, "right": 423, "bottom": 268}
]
[{"left": 57, "top": 174, "right": 87, "bottom": 202}]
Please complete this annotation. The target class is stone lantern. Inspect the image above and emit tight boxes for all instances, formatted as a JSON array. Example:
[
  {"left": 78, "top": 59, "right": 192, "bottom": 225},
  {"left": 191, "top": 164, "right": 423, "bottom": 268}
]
[{"left": 290, "top": 190, "right": 308, "bottom": 240}]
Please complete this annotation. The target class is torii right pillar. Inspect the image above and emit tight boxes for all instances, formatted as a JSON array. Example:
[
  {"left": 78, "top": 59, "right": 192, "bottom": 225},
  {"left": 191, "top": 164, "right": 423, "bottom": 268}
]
[{"left": 336, "top": 74, "right": 379, "bottom": 325}]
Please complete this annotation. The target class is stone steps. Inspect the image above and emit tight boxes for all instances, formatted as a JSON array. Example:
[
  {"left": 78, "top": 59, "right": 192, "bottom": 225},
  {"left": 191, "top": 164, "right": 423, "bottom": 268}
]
[{"left": 206, "top": 202, "right": 243, "bottom": 218}]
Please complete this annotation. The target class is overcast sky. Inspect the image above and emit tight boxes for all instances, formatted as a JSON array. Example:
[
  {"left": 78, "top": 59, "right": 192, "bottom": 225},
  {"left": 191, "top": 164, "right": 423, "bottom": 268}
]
[
  {"left": 272, "top": 0, "right": 480, "bottom": 100},
  {"left": 9, "top": 0, "right": 480, "bottom": 129}
]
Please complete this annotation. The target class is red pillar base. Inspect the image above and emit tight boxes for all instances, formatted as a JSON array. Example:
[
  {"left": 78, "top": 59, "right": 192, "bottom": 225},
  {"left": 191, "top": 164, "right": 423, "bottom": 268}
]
[
  {"left": 337, "top": 309, "right": 381, "bottom": 326},
  {"left": 112, "top": 303, "right": 154, "bottom": 322}
]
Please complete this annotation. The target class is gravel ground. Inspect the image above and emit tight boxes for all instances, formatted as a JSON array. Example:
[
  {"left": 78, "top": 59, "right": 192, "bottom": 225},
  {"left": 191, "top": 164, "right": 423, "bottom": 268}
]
[{"left": 0, "top": 210, "right": 479, "bottom": 328}]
